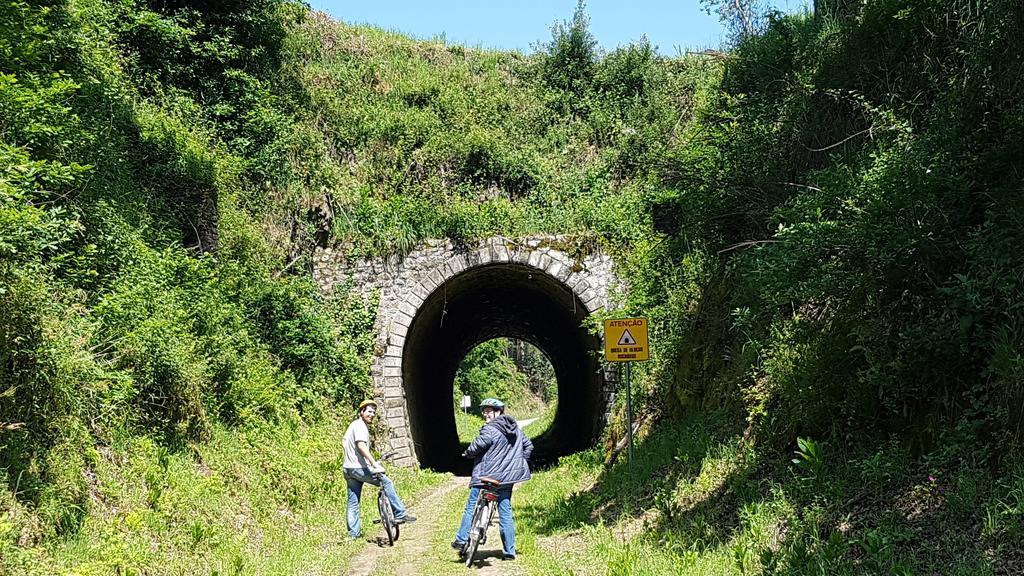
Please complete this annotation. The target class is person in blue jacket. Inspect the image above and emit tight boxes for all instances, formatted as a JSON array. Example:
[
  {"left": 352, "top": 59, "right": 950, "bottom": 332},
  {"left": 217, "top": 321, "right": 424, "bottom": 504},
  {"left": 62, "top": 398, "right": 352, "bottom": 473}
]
[{"left": 451, "top": 397, "right": 533, "bottom": 560}]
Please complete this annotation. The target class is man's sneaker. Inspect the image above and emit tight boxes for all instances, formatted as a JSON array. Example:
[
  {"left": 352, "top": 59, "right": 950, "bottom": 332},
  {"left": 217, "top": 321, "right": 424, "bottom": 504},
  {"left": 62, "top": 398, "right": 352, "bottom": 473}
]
[
  {"left": 451, "top": 540, "right": 467, "bottom": 555},
  {"left": 395, "top": 514, "right": 416, "bottom": 524},
  {"left": 502, "top": 554, "right": 516, "bottom": 561}
]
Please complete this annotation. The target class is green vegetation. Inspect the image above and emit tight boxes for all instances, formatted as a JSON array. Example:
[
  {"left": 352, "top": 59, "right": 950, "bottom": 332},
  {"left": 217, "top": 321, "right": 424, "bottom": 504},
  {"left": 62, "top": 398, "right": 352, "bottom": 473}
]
[
  {"left": 648, "top": 0, "right": 1024, "bottom": 450},
  {"left": 274, "top": 3, "right": 692, "bottom": 256},
  {"left": 453, "top": 338, "right": 555, "bottom": 418},
  {"left": 521, "top": 400, "right": 558, "bottom": 438},
  {"left": 3, "top": 0, "right": 1023, "bottom": 573},
  {"left": 1, "top": 414, "right": 447, "bottom": 575},
  {"left": 453, "top": 409, "right": 484, "bottom": 445},
  {"left": 511, "top": 411, "right": 1024, "bottom": 575},
  {"left": 1, "top": 0, "right": 384, "bottom": 571},
  {"left": 453, "top": 338, "right": 556, "bottom": 442}
]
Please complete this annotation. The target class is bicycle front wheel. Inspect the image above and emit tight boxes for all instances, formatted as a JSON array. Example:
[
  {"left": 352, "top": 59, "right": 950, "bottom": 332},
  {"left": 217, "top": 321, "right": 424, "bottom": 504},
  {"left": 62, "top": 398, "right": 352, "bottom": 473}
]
[
  {"left": 378, "top": 492, "right": 398, "bottom": 546},
  {"left": 464, "top": 500, "right": 488, "bottom": 567}
]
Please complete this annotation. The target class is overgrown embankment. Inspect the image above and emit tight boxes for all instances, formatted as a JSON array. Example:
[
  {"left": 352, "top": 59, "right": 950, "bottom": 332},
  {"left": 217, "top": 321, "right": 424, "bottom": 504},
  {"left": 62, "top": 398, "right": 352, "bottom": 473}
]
[
  {"left": 495, "top": 410, "right": 1022, "bottom": 575},
  {"left": 589, "top": 0, "right": 1024, "bottom": 572},
  {"left": 1, "top": 1, "right": 387, "bottom": 571}
]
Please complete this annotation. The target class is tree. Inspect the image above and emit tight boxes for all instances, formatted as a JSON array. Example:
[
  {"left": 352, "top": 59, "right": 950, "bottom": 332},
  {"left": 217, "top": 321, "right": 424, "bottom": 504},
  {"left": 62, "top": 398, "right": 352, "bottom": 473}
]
[
  {"left": 700, "top": 0, "right": 775, "bottom": 43},
  {"left": 535, "top": 0, "right": 598, "bottom": 115}
]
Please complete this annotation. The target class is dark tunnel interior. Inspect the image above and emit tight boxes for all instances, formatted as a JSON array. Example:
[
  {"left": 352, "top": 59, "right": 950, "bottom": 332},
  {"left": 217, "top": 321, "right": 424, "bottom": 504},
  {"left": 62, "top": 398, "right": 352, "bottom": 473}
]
[{"left": 402, "top": 263, "right": 603, "bottom": 473}]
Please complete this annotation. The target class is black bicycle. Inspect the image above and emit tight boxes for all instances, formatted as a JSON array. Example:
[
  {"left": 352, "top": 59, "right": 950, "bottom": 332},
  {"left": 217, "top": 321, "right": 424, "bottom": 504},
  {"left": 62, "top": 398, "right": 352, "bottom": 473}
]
[
  {"left": 370, "top": 451, "right": 400, "bottom": 546},
  {"left": 463, "top": 476, "right": 502, "bottom": 567}
]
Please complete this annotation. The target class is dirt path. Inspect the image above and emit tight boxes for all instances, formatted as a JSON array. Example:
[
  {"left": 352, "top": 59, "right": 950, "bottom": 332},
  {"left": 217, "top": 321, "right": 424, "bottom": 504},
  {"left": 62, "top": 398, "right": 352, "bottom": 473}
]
[
  {"left": 343, "top": 475, "right": 529, "bottom": 576},
  {"left": 517, "top": 417, "right": 539, "bottom": 429},
  {"left": 343, "top": 476, "right": 465, "bottom": 576}
]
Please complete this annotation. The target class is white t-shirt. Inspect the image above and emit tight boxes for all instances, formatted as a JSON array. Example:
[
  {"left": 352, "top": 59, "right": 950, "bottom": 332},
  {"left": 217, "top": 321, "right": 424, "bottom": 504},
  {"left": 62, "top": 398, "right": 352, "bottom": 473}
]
[{"left": 343, "top": 418, "right": 372, "bottom": 469}]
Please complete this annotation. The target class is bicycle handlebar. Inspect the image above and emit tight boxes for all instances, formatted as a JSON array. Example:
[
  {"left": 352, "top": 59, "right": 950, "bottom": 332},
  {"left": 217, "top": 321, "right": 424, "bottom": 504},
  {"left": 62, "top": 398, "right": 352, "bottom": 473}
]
[{"left": 369, "top": 451, "right": 398, "bottom": 477}]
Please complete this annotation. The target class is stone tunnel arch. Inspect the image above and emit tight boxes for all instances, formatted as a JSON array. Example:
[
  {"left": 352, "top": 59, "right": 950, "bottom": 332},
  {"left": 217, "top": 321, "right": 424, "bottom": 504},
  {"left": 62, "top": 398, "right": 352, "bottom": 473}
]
[
  {"left": 313, "top": 236, "right": 621, "bottom": 470},
  {"left": 403, "top": 262, "right": 602, "bottom": 470}
]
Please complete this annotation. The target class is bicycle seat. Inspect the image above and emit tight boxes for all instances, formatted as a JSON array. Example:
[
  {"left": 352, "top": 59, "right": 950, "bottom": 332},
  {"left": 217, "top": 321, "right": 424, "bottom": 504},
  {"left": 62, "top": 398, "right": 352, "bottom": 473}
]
[{"left": 479, "top": 476, "right": 501, "bottom": 486}]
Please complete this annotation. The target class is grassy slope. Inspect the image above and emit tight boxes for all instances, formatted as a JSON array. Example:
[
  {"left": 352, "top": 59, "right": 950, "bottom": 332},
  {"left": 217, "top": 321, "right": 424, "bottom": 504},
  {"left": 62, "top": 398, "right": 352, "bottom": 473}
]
[
  {"left": 520, "top": 401, "right": 557, "bottom": 438},
  {"left": 511, "top": 412, "right": 1022, "bottom": 575},
  {"left": 0, "top": 3, "right": 438, "bottom": 573},
  {"left": 277, "top": 9, "right": 696, "bottom": 256},
  {"left": 455, "top": 410, "right": 486, "bottom": 445},
  {"left": 455, "top": 403, "right": 557, "bottom": 445}
]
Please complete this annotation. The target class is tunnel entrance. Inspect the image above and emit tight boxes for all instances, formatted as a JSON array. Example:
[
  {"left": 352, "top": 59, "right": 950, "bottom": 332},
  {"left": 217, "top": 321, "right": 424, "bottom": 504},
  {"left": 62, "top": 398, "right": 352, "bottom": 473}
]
[
  {"left": 402, "top": 263, "right": 603, "bottom": 472},
  {"left": 453, "top": 338, "right": 558, "bottom": 442}
]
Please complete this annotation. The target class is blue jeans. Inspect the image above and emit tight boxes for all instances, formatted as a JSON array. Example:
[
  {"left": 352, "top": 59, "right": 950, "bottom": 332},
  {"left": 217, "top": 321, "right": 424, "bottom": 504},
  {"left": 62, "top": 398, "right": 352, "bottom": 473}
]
[
  {"left": 454, "top": 485, "right": 515, "bottom": 556},
  {"left": 344, "top": 467, "right": 407, "bottom": 538}
]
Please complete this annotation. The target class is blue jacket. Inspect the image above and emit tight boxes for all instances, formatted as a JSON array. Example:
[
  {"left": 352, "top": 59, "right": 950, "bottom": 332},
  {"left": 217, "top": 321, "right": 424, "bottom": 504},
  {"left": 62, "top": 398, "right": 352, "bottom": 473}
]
[{"left": 464, "top": 415, "right": 533, "bottom": 487}]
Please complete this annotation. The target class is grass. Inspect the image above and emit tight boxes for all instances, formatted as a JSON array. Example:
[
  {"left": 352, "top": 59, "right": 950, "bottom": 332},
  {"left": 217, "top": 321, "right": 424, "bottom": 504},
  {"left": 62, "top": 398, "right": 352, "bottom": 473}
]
[
  {"left": 0, "top": 412, "right": 448, "bottom": 576},
  {"left": 521, "top": 400, "right": 557, "bottom": 438},
  {"left": 440, "top": 409, "right": 1024, "bottom": 576},
  {"left": 453, "top": 401, "right": 556, "bottom": 446},
  {"left": 454, "top": 409, "right": 486, "bottom": 444},
  {"left": 11, "top": 406, "right": 1019, "bottom": 575}
]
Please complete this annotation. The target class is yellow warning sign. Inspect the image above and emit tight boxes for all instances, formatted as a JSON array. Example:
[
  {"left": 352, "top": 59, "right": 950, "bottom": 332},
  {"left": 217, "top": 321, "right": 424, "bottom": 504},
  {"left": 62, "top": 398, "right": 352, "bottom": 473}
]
[{"left": 604, "top": 317, "right": 649, "bottom": 362}]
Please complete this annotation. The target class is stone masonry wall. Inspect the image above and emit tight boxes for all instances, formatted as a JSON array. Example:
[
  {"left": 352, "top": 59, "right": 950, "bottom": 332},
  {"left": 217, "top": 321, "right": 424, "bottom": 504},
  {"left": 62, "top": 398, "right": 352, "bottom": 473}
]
[{"left": 312, "top": 235, "right": 622, "bottom": 466}]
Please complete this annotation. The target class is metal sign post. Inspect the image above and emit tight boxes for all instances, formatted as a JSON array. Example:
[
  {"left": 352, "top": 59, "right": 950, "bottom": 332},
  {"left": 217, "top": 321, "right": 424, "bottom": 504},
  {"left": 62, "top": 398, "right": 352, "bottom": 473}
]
[
  {"left": 603, "top": 318, "right": 649, "bottom": 467},
  {"left": 625, "top": 361, "right": 633, "bottom": 464}
]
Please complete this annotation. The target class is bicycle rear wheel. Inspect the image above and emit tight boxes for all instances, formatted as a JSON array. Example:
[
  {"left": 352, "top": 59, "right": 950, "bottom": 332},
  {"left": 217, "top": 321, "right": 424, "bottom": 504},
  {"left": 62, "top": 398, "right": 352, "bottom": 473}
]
[{"left": 378, "top": 492, "right": 398, "bottom": 546}]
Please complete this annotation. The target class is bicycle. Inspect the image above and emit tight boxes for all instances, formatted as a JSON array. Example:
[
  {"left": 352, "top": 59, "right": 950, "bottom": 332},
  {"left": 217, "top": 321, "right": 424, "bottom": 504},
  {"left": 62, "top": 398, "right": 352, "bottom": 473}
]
[
  {"left": 462, "top": 476, "right": 502, "bottom": 567},
  {"left": 370, "top": 451, "right": 400, "bottom": 546}
]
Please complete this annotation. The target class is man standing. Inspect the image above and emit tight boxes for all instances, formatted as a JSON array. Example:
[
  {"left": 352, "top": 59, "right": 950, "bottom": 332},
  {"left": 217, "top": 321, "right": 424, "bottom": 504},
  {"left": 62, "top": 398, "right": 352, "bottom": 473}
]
[
  {"left": 343, "top": 400, "right": 415, "bottom": 539},
  {"left": 452, "top": 398, "right": 533, "bottom": 560}
]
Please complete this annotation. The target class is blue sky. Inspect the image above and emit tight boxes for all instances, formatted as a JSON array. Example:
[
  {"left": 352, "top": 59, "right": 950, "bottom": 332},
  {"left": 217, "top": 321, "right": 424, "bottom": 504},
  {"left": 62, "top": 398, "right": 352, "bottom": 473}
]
[{"left": 305, "top": 0, "right": 811, "bottom": 56}]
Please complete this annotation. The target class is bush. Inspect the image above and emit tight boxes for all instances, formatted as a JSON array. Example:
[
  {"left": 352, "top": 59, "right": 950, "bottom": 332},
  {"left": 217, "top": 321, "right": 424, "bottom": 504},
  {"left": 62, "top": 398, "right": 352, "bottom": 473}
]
[
  {"left": 0, "top": 267, "right": 104, "bottom": 536},
  {"left": 535, "top": 0, "right": 598, "bottom": 116}
]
